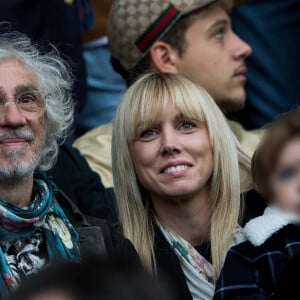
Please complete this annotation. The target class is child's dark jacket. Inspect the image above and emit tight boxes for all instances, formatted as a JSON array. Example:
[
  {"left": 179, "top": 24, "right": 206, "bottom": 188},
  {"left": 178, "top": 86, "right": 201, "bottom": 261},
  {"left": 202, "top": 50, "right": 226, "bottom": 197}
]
[{"left": 213, "top": 206, "right": 300, "bottom": 300}]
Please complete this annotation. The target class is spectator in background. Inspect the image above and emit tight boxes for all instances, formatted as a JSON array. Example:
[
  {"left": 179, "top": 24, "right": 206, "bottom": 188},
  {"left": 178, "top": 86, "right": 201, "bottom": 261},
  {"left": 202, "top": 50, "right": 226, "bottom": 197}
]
[
  {"left": 0, "top": 30, "right": 138, "bottom": 299},
  {"left": 8, "top": 257, "right": 174, "bottom": 300},
  {"left": 231, "top": 0, "right": 300, "bottom": 129},
  {"left": 75, "top": 0, "right": 126, "bottom": 136},
  {"left": 0, "top": 0, "right": 87, "bottom": 118}
]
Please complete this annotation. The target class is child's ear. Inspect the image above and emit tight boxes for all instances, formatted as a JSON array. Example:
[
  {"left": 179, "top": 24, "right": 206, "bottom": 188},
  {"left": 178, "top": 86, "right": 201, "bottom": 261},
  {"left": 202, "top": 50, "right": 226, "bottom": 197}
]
[{"left": 149, "top": 41, "right": 179, "bottom": 73}]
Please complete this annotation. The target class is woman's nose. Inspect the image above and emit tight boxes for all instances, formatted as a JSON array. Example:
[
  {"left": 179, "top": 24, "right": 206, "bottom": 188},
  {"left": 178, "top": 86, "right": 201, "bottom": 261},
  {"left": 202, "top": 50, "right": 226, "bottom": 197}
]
[{"left": 160, "top": 129, "right": 181, "bottom": 155}]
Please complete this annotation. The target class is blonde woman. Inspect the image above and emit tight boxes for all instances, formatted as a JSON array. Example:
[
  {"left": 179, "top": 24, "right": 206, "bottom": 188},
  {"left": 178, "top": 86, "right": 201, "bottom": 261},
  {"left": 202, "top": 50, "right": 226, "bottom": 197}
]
[{"left": 112, "top": 73, "right": 248, "bottom": 300}]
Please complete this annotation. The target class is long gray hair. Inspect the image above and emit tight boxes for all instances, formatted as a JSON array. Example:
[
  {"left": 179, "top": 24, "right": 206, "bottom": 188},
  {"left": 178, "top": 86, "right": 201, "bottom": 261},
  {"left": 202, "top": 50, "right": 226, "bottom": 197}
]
[{"left": 0, "top": 29, "right": 74, "bottom": 170}]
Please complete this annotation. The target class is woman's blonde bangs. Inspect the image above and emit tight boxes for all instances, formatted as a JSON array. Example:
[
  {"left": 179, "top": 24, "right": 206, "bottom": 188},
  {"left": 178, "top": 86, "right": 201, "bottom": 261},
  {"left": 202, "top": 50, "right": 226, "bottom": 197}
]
[{"left": 123, "top": 73, "right": 207, "bottom": 141}]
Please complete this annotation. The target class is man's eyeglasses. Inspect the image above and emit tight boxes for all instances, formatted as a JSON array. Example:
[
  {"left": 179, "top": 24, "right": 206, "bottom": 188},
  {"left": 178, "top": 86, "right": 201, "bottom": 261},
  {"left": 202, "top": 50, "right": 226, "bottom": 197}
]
[{"left": 0, "top": 90, "right": 45, "bottom": 120}]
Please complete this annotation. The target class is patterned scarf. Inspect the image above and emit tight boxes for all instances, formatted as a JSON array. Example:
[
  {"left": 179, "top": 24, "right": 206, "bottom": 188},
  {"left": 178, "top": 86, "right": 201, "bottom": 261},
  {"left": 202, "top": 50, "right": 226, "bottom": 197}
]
[
  {"left": 157, "top": 222, "right": 215, "bottom": 300},
  {"left": 0, "top": 172, "right": 80, "bottom": 298}
]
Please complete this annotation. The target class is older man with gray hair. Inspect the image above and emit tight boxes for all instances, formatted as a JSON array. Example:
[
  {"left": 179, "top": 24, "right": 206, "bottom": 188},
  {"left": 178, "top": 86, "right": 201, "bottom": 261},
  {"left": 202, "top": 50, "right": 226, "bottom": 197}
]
[{"left": 0, "top": 30, "right": 138, "bottom": 299}]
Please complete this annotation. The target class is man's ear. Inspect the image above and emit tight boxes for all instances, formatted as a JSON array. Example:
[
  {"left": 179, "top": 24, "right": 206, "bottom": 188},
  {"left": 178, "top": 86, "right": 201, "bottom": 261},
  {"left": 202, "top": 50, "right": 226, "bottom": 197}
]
[{"left": 149, "top": 41, "right": 179, "bottom": 73}]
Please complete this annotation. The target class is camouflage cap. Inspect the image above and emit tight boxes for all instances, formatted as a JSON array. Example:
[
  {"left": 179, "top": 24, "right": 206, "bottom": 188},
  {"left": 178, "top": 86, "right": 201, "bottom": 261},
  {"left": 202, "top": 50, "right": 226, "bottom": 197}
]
[{"left": 107, "top": 0, "right": 234, "bottom": 71}]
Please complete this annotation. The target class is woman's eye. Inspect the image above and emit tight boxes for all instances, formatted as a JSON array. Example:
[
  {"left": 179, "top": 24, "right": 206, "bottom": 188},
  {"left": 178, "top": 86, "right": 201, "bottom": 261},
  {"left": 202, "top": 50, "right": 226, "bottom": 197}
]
[
  {"left": 180, "top": 122, "right": 195, "bottom": 130},
  {"left": 277, "top": 167, "right": 298, "bottom": 181},
  {"left": 139, "top": 129, "right": 157, "bottom": 140}
]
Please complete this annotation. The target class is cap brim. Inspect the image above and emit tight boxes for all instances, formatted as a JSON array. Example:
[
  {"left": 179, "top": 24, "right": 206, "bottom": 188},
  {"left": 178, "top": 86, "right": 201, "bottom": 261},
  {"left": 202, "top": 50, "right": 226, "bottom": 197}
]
[
  {"left": 232, "top": 0, "right": 247, "bottom": 9},
  {"left": 220, "top": 0, "right": 247, "bottom": 11}
]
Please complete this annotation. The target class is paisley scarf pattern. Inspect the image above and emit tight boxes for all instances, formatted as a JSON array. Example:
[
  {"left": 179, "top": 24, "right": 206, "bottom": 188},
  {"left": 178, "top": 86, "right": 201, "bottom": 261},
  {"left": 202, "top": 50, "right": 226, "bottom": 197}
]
[
  {"left": 158, "top": 221, "right": 215, "bottom": 300},
  {"left": 0, "top": 172, "right": 80, "bottom": 298}
]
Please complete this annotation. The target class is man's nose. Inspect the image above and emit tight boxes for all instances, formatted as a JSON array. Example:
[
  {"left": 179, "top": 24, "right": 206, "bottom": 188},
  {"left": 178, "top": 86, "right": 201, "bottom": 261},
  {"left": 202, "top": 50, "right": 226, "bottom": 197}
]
[
  {"left": 0, "top": 101, "right": 27, "bottom": 127},
  {"left": 232, "top": 33, "right": 253, "bottom": 59}
]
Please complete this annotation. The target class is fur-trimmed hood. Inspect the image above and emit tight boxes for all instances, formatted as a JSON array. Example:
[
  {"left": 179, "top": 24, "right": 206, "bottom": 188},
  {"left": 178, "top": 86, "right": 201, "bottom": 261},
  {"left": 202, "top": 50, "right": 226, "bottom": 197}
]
[{"left": 244, "top": 205, "right": 300, "bottom": 246}]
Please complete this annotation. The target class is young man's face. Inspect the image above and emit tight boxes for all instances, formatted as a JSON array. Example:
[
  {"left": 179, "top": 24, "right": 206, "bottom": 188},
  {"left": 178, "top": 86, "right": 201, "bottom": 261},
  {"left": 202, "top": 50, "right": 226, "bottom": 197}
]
[{"left": 173, "top": 4, "right": 252, "bottom": 113}]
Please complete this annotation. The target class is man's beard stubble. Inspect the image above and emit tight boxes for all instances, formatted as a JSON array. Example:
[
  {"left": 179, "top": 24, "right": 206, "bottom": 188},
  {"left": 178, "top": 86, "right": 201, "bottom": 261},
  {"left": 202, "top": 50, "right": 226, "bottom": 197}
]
[{"left": 0, "top": 127, "right": 43, "bottom": 183}]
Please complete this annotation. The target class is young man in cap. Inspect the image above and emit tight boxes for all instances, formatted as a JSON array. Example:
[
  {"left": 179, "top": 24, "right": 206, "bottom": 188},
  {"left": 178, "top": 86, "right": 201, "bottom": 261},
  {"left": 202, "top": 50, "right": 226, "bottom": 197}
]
[{"left": 74, "top": 0, "right": 262, "bottom": 191}]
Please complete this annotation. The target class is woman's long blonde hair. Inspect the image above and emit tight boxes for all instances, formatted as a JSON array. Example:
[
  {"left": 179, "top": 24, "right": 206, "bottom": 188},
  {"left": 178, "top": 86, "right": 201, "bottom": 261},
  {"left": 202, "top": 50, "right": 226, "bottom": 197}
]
[{"left": 112, "top": 73, "right": 244, "bottom": 277}]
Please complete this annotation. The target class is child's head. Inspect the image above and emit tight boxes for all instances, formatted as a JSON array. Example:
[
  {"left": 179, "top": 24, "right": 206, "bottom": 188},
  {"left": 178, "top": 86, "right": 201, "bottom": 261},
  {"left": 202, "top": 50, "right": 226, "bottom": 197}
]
[{"left": 252, "top": 109, "right": 300, "bottom": 213}]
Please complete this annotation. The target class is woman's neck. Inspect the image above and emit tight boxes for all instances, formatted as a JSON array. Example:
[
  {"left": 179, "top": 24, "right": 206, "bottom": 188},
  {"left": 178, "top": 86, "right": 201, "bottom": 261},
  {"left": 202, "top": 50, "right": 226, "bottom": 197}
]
[
  {"left": 0, "top": 176, "right": 34, "bottom": 207},
  {"left": 152, "top": 188, "right": 211, "bottom": 246}
]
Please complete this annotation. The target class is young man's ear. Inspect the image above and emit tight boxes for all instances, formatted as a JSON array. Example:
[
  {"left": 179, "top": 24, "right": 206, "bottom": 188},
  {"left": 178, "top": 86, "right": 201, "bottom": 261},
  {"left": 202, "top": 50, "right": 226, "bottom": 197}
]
[{"left": 149, "top": 41, "right": 179, "bottom": 73}]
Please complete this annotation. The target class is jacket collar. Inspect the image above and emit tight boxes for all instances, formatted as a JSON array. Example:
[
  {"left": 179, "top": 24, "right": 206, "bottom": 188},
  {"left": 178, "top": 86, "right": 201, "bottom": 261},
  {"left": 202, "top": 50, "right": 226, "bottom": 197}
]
[
  {"left": 55, "top": 187, "right": 89, "bottom": 228},
  {"left": 244, "top": 205, "right": 300, "bottom": 246}
]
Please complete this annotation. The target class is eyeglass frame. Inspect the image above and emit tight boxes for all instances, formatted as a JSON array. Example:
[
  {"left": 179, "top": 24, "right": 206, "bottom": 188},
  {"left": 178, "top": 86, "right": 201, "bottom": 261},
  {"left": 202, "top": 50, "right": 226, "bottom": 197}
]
[{"left": 0, "top": 89, "right": 46, "bottom": 120}]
